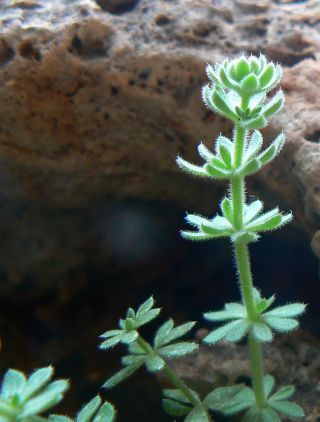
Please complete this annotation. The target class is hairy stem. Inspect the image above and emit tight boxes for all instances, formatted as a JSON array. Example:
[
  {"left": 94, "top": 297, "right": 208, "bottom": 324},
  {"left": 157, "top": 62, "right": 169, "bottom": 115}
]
[
  {"left": 136, "top": 336, "right": 212, "bottom": 419},
  {"left": 234, "top": 242, "right": 266, "bottom": 407},
  {"left": 231, "top": 123, "right": 267, "bottom": 408},
  {"left": 136, "top": 336, "right": 197, "bottom": 405}
]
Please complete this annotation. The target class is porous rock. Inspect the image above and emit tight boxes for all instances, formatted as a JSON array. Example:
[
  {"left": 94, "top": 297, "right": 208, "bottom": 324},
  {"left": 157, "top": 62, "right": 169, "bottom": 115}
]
[{"left": 0, "top": 0, "right": 320, "bottom": 285}]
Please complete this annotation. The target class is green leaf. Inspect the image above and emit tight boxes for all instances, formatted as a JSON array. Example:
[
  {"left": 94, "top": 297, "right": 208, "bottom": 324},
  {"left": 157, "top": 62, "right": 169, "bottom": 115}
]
[
  {"left": 258, "top": 133, "right": 285, "bottom": 166},
  {"left": 269, "top": 385, "right": 295, "bottom": 402},
  {"left": 242, "top": 406, "right": 281, "bottom": 422},
  {"left": 121, "top": 354, "right": 146, "bottom": 366},
  {"left": 94, "top": 402, "right": 116, "bottom": 422},
  {"left": 163, "top": 389, "right": 193, "bottom": 404},
  {"left": 22, "top": 367, "right": 54, "bottom": 401},
  {"left": 244, "top": 130, "right": 263, "bottom": 162},
  {"left": 211, "top": 87, "right": 238, "bottom": 121},
  {"left": 263, "top": 375, "right": 275, "bottom": 398},
  {"left": 241, "top": 73, "right": 258, "bottom": 93},
  {"left": 121, "top": 331, "right": 138, "bottom": 344},
  {"left": 256, "top": 295, "right": 275, "bottom": 314},
  {"left": 246, "top": 208, "right": 281, "bottom": 232},
  {"left": 249, "top": 91, "right": 266, "bottom": 110},
  {"left": 49, "top": 415, "right": 73, "bottom": 422},
  {"left": 77, "top": 396, "right": 101, "bottom": 422},
  {"left": 176, "top": 156, "right": 208, "bottom": 177},
  {"left": 180, "top": 231, "right": 213, "bottom": 241},
  {"left": 235, "top": 57, "right": 250, "bottom": 80},
  {"left": 204, "top": 319, "right": 247, "bottom": 344},
  {"left": 100, "top": 330, "right": 123, "bottom": 339},
  {"left": 219, "top": 144, "right": 232, "bottom": 167},
  {"left": 158, "top": 342, "right": 198, "bottom": 358},
  {"left": 220, "top": 66, "right": 239, "bottom": 91},
  {"left": 205, "top": 163, "right": 230, "bottom": 179},
  {"left": 242, "top": 115, "right": 267, "bottom": 130},
  {"left": 220, "top": 197, "right": 233, "bottom": 222},
  {"left": 185, "top": 213, "right": 211, "bottom": 228},
  {"left": 209, "top": 386, "right": 254, "bottom": 415},
  {"left": 103, "top": 362, "right": 143, "bottom": 389},
  {"left": 201, "top": 216, "right": 233, "bottom": 235},
  {"left": 204, "top": 302, "right": 246, "bottom": 322},
  {"left": 21, "top": 380, "right": 69, "bottom": 417},
  {"left": 262, "top": 90, "right": 284, "bottom": 119},
  {"left": 259, "top": 63, "right": 276, "bottom": 89},
  {"left": 185, "top": 405, "right": 210, "bottom": 422},
  {"left": 224, "top": 320, "right": 249, "bottom": 342},
  {"left": 231, "top": 231, "right": 260, "bottom": 244},
  {"left": 136, "top": 296, "right": 154, "bottom": 316},
  {"left": 155, "top": 321, "right": 195, "bottom": 348},
  {"left": 154, "top": 319, "right": 174, "bottom": 348},
  {"left": 145, "top": 356, "right": 165, "bottom": 372},
  {"left": 206, "top": 64, "right": 216, "bottom": 82},
  {"left": 162, "top": 398, "right": 191, "bottom": 416},
  {"left": 249, "top": 56, "right": 260, "bottom": 74},
  {"left": 198, "top": 143, "right": 214, "bottom": 162},
  {"left": 128, "top": 341, "right": 145, "bottom": 355},
  {"left": 264, "top": 303, "right": 306, "bottom": 318},
  {"left": 135, "top": 308, "right": 161, "bottom": 327},
  {"left": 215, "top": 135, "right": 233, "bottom": 155},
  {"left": 264, "top": 316, "right": 298, "bottom": 332},
  {"left": 239, "top": 158, "right": 261, "bottom": 177},
  {"left": 204, "top": 385, "right": 246, "bottom": 410},
  {"left": 126, "top": 308, "right": 135, "bottom": 318},
  {"left": 248, "top": 214, "right": 283, "bottom": 232},
  {"left": 252, "top": 322, "right": 273, "bottom": 342},
  {"left": 270, "top": 400, "right": 304, "bottom": 418},
  {"left": 99, "top": 335, "right": 122, "bottom": 350},
  {"left": 1, "top": 369, "right": 26, "bottom": 399}
]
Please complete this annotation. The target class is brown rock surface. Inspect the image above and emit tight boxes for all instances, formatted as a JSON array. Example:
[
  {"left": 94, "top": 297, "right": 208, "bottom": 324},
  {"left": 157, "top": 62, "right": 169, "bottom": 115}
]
[{"left": 0, "top": 0, "right": 319, "bottom": 281}]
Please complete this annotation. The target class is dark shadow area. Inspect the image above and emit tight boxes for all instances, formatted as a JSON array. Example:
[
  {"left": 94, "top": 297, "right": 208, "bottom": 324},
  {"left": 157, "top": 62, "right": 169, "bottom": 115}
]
[{"left": 0, "top": 199, "right": 318, "bottom": 420}]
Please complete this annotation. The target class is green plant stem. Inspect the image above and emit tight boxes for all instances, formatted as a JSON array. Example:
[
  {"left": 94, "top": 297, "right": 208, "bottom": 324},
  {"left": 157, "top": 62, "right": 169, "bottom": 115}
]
[
  {"left": 234, "top": 242, "right": 266, "bottom": 407},
  {"left": 136, "top": 336, "right": 197, "bottom": 405},
  {"left": 231, "top": 123, "right": 267, "bottom": 408},
  {"left": 136, "top": 336, "right": 212, "bottom": 420}
]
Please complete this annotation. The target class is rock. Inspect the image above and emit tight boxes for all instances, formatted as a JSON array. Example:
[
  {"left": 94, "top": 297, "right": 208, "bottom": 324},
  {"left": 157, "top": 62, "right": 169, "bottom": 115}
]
[
  {"left": 162, "top": 329, "right": 320, "bottom": 421},
  {"left": 0, "top": 0, "right": 319, "bottom": 284}
]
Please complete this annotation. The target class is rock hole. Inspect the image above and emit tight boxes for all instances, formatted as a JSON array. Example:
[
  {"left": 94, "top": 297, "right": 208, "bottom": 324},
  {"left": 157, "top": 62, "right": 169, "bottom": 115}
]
[
  {"left": 95, "top": 0, "right": 139, "bottom": 14},
  {"left": 70, "top": 34, "right": 108, "bottom": 59},
  {"left": 155, "top": 15, "right": 170, "bottom": 26},
  {"left": 19, "top": 41, "right": 42, "bottom": 61},
  {"left": 71, "top": 35, "right": 83, "bottom": 52},
  {"left": 110, "top": 86, "right": 118, "bottom": 95},
  {"left": 138, "top": 69, "right": 151, "bottom": 80},
  {"left": 306, "top": 129, "right": 320, "bottom": 143},
  {"left": 0, "top": 39, "right": 15, "bottom": 66}
]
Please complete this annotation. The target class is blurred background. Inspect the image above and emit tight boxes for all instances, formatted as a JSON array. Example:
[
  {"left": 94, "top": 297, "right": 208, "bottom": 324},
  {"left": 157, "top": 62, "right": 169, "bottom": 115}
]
[{"left": 0, "top": 0, "right": 319, "bottom": 420}]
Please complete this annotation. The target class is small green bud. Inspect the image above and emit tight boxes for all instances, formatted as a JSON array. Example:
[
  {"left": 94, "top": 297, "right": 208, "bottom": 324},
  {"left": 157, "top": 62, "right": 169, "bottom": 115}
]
[
  {"left": 235, "top": 57, "right": 250, "bottom": 80},
  {"left": 241, "top": 73, "right": 258, "bottom": 93},
  {"left": 127, "top": 308, "right": 135, "bottom": 318},
  {"left": 125, "top": 318, "right": 136, "bottom": 331},
  {"left": 249, "top": 56, "right": 260, "bottom": 74}
]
